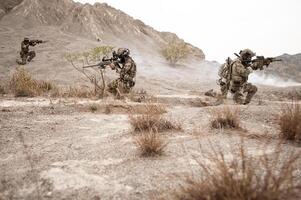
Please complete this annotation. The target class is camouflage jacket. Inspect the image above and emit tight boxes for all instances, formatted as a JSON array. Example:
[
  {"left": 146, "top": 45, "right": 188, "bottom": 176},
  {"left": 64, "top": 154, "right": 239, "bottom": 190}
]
[
  {"left": 231, "top": 59, "right": 252, "bottom": 84},
  {"left": 112, "top": 57, "right": 136, "bottom": 81},
  {"left": 21, "top": 41, "right": 36, "bottom": 54}
]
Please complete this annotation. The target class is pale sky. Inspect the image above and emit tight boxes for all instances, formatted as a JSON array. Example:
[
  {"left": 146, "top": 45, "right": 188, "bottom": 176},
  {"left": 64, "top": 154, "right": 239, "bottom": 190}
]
[{"left": 76, "top": 0, "right": 301, "bottom": 62}]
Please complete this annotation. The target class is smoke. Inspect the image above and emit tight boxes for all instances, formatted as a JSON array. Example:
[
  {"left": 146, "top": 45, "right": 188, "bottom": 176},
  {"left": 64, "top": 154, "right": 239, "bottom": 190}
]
[{"left": 249, "top": 73, "right": 301, "bottom": 87}]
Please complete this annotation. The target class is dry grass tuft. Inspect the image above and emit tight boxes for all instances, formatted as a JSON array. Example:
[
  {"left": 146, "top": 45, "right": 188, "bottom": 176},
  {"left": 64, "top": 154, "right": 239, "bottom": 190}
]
[
  {"left": 104, "top": 105, "right": 112, "bottom": 114},
  {"left": 134, "top": 131, "right": 167, "bottom": 157},
  {"left": 190, "top": 98, "right": 210, "bottom": 107},
  {"left": 279, "top": 102, "right": 301, "bottom": 142},
  {"left": 0, "top": 84, "right": 6, "bottom": 94},
  {"left": 130, "top": 102, "right": 180, "bottom": 132},
  {"left": 130, "top": 115, "right": 181, "bottom": 132},
  {"left": 9, "top": 68, "right": 55, "bottom": 97},
  {"left": 89, "top": 104, "right": 98, "bottom": 113},
  {"left": 59, "top": 86, "right": 95, "bottom": 98},
  {"left": 128, "top": 89, "right": 147, "bottom": 102},
  {"left": 174, "top": 141, "right": 301, "bottom": 200},
  {"left": 133, "top": 102, "right": 167, "bottom": 115},
  {"left": 210, "top": 106, "right": 241, "bottom": 129}
]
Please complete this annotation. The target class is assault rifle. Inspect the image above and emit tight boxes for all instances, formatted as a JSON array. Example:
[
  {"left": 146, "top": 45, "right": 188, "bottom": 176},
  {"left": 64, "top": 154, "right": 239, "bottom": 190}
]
[
  {"left": 251, "top": 56, "right": 282, "bottom": 68},
  {"left": 83, "top": 57, "right": 118, "bottom": 69},
  {"left": 29, "top": 40, "right": 47, "bottom": 45},
  {"left": 234, "top": 53, "right": 282, "bottom": 70}
]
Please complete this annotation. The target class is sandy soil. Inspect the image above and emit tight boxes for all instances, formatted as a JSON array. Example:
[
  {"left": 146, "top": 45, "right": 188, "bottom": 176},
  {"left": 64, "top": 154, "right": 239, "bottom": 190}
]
[{"left": 0, "top": 92, "right": 300, "bottom": 200}]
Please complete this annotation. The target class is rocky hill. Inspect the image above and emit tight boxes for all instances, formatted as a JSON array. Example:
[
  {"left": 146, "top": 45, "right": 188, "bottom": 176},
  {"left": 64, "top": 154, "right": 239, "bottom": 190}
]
[
  {"left": 263, "top": 53, "right": 301, "bottom": 82},
  {"left": 0, "top": 0, "right": 22, "bottom": 19},
  {"left": 0, "top": 0, "right": 207, "bottom": 90},
  {"left": 0, "top": 0, "right": 204, "bottom": 59}
]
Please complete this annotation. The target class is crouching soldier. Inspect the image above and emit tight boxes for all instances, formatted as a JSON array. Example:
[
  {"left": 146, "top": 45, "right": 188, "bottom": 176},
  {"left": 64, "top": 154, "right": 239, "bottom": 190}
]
[
  {"left": 17, "top": 38, "right": 45, "bottom": 65},
  {"left": 107, "top": 48, "right": 136, "bottom": 97},
  {"left": 228, "top": 49, "right": 258, "bottom": 105}
]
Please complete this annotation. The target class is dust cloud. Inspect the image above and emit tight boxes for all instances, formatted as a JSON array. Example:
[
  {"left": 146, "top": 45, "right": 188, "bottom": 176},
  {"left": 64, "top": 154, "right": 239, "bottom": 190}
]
[{"left": 249, "top": 73, "right": 301, "bottom": 87}]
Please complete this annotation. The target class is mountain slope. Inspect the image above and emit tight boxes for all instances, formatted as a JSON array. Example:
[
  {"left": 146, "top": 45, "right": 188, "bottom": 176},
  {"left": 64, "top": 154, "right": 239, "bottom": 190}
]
[
  {"left": 0, "top": 0, "right": 204, "bottom": 59},
  {"left": 0, "top": 0, "right": 23, "bottom": 19},
  {"left": 0, "top": 0, "right": 209, "bottom": 93}
]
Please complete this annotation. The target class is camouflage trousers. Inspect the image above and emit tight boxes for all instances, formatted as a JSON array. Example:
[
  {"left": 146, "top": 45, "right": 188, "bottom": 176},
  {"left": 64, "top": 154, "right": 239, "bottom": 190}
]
[
  {"left": 107, "top": 78, "right": 134, "bottom": 96},
  {"left": 18, "top": 51, "right": 36, "bottom": 65},
  {"left": 229, "top": 81, "right": 257, "bottom": 105}
]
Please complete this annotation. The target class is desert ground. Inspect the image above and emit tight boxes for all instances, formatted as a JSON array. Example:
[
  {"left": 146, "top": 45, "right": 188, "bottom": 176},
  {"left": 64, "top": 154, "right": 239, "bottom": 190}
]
[{"left": 1, "top": 82, "right": 301, "bottom": 199}]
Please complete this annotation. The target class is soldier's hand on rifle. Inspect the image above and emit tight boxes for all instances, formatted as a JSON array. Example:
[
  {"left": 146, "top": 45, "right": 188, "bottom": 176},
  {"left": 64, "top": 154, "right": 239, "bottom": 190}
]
[{"left": 109, "top": 63, "right": 116, "bottom": 70}]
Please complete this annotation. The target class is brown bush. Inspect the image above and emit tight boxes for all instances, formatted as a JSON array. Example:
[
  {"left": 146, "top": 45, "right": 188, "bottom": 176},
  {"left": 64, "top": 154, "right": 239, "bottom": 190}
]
[
  {"left": 210, "top": 106, "right": 240, "bottom": 129},
  {"left": 59, "top": 86, "right": 95, "bottom": 98},
  {"left": 9, "top": 68, "right": 55, "bottom": 97},
  {"left": 89, "top": 104, "right": 98, "bottom": 113},
  {"left": 162, "top": 40, "right": 189, "bottom": 65},
  {"left": 0, "top": 84, "right": 6, "bottom": 94},
  {"left": 134, "top": 131, "right": 167, "bottom": 157},
  {"left": 174, "top": 141, "right": 301, "bottom": 200},
  {"left": 133, "top": 102, "right": 167, "bottom": 115},
  {"left": 129, "top": 103, "right": 181, "bottom": 133},
  {"left": 279, "top": 102, "right": 301, "bottom": 142},
  {"left": 128, "top": 89, "right": 147, "bottom": 103},
  {"left": 129, "top": 102, "right": 181, "bottom": 132},
  {"left": 130, "top": 114, "right": 181, "bottom": 132}
]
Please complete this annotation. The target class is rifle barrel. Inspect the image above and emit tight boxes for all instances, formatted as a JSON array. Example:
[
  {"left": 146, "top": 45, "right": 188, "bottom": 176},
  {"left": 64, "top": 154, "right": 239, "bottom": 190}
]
[{"left": 83, "top": 64, "right": 99, "bottom": 68}]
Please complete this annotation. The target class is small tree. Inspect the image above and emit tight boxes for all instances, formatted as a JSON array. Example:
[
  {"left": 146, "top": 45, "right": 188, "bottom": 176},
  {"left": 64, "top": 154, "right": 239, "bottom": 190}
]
[
  {"left": 64, "top": 45, "right": 114, "bottom": 98},
  {"left": 162, "top": 40, "right": 189, "bottom": 65}
]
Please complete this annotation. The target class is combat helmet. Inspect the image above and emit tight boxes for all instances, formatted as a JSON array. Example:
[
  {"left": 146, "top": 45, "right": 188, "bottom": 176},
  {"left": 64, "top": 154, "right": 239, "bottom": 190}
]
[
  {"left": 239, "top": 49, "right": 256, "bottom": 63},
  {"left": 116, "top": 48, "right": 130, "bottom": 58}
]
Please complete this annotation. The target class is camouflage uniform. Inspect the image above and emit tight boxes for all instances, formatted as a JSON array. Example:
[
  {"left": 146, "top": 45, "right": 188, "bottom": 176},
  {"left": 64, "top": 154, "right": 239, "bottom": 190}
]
[
  {"left": 107, "top": 48, "right": 136, "bottom": 96},
  {"left": 229, "top": 58, "right": 257, "bottom": 104},
  {"left": 229, "top": 49, "right": 273, "bottom": 104},
  {"left": 18, "top": 38, "right": 36, "bottom": 65}
]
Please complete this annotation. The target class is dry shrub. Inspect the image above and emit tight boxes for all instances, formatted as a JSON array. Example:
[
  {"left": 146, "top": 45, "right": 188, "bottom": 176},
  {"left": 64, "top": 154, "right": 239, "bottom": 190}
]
[
  {"left": 130, "top": 104, "right": 180, "bottom": 132},
  {"left": 279, "top": 102, "right": 301, "bottom": 142},
  {"left": 175, "top": 141, "right": 301, "bottom": 200},
  {"left": 210, "top": 106, "right": 240, "bottom": 129},
  {"left": 60, "top": 86, "right": 94, "bottom": 98},
  {"left": 134, "top": 131, "right": 167, "bottom": 157},
  {"left": 89, "top": 104, "right": 98, "bottom": 113},
  {"left": 104, "top": 105, "right": 112, "bottom": 114},
  {"left": 162, "top": 40, "right": 189, "bottom": 65},
  {"left": 128, "top": 89, "right": 147, "bottom": 102},
  {"left": 133, "top": 102, "right": 167, "bottom": 115},
  {"left": 130, "top": 115, "right": 181, "bottom": 132},
  {"left": 9, "top": 68, "right": 55, "bottom": 97},
  {"left": 190, "top": 98, "right": 210, "bottom": 107},
  {"left": 0, "top": 84, "right": 6, "bottom": 94}
]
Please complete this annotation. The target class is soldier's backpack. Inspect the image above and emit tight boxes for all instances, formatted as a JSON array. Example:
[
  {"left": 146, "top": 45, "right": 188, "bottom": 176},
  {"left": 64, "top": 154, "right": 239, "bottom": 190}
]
[{"left": 218, "top": 57, "right": 233, "bottom": 79}]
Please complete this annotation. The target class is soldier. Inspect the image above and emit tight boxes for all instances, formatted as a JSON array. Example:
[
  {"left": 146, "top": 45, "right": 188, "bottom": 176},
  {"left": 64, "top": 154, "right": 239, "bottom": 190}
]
[
  {"left": 17, "top": 38, "right": 44, "bottom": 65},
  {"left": 107, "top": 48, "right": 136, "bottom": 97},
  {"left": 229, "top": 49, "right": 258, "bottom": 104},
  {"left": 217, "top": 49, "right": 281, "bottom": 105}
]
